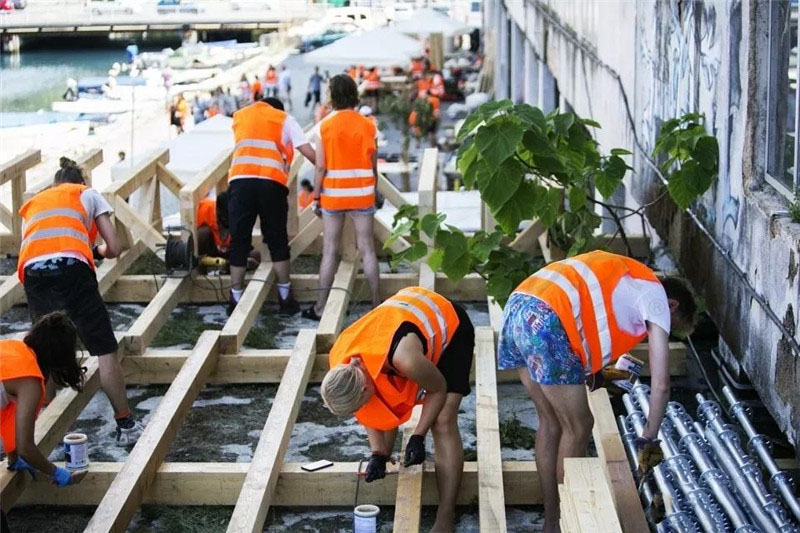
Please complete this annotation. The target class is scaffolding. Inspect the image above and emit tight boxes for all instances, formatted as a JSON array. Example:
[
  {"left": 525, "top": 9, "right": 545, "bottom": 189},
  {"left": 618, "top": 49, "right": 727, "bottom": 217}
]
[{"left": 0, "top": 145, "right": 666, "bottom": 532}]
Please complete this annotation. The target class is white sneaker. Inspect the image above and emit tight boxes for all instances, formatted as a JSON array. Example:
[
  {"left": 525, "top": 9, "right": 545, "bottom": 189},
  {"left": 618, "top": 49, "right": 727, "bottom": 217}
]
[{"left": 115, "top": 419, "right": 145, "bottom": 445}]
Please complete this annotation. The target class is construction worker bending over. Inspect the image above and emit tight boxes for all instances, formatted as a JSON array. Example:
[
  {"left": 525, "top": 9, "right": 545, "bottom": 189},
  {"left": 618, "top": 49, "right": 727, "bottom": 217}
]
[
  {"left": 2, "top": 313, "right": 84, "bottom": 491},
  {"left": 497, "top": 250, "right": 696, "bottom": 533},
  {"left": 227, "top": 96, "right": 316, "bottom": 314},
  {"left": 17, "top": 157, "right": 143, "bottom": 444},
  {"left": 321, "top": 287, "right": 474, "bottom": 533},
  {"left": 196, "top": 192, "right": 260, "bottom": 270},
  {"left": 304, "top": 74, "right": 380, "bottom": 320}
]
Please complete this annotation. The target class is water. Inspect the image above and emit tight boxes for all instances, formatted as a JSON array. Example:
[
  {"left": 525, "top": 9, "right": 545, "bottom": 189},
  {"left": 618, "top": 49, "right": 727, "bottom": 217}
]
[{"left": 0, "top": 48, "right": 130, "bottom": 113}]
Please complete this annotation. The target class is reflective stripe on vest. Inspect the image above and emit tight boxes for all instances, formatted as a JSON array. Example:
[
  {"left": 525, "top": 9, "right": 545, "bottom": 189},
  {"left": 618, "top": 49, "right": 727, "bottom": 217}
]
[
  {"left": 319, "top": 110, "right": 376, "bottom": 211},
  {"left": 17, "top": 183, "right": 95, "bottom": 282},
  {"left": 228, "top": 102, "right": 292, "bottom": 186},
  {"left": 515, "top": 251, "right": 659, "bottom": 374}
]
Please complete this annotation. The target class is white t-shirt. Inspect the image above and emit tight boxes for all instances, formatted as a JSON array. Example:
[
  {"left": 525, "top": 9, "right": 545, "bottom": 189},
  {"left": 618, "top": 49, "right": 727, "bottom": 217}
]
[
  {"left": 282, "top": 114, "right": 309, "bottom": 149},
  {"left": 23, "top": 187, "right": 114, "bottom": 269},
  {"left": 278, "top": 69, "right": 291, "bottom": 91},
  {"left": 610, "top": 275, "right": 671, "bottom": 335}
]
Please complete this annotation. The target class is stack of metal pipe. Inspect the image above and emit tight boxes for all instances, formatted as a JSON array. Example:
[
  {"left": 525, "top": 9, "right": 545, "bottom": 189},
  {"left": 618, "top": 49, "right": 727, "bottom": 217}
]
[{"left": 619, "top": 384, "right": 800, "bottom": 533}]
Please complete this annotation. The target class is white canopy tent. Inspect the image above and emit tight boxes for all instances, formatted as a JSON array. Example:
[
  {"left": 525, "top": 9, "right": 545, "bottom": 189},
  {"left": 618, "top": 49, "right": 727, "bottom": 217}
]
[
  {"left": 392, "top": 8, "right": 472, "bottom": 37},
  {"left": 303, "top": 27, "right": 424, "bottom": 67}
]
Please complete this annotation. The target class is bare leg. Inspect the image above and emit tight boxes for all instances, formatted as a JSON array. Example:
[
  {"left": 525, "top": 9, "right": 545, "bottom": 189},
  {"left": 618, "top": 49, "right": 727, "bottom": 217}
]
[
  {"left": 313, "top": 213, "right": 345, "bottom": 314},
  {"left": 230, "top": 265, "right": 246, "bottom": 292},
  {"left": 430, "top": 393, "right": 464, "bottom": 533},
  {"left": 383, "top": 427, "right": 398, "bottom": 457},
  {"left": 273, "top": 259, "right": 290, "bottom": 285},
  {"left": 519, "top": 369, "right": 562, "bottom": 533},
  {"left": 351, "top": 213, "right": 380, "bottom": 307},
  {"left": 539, "top": 384, "right": 593, "bottom": 483},
  {"left": 98, "top": 352, "right": 130, "bottom": 415}
]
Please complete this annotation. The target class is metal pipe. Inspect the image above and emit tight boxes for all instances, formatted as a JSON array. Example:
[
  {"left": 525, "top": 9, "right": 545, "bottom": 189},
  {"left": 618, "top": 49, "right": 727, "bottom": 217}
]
[
  {"left": 666, "top": 402, "right": 754, "bottom": 530},
  {"left": 653, "top": 463, "right": 701, "bottom": 533},
  {"left": 698, "top": 393, "right": 796, "bottom": 532},
  {"left": 723, "top": 386, "right": 800, "bottom": 524},
  {"left": 625, "top": 393, "right": 727, "bottom": 532}
]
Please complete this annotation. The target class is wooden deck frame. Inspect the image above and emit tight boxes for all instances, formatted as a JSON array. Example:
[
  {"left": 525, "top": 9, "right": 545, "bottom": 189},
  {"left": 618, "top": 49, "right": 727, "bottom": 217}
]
[{"left": 1, "top": 146, "right": 660, "bottom": 533}]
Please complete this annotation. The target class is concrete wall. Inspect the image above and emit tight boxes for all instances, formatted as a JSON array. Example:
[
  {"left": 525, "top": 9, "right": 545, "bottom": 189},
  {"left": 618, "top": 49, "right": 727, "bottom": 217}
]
[{"left": 490, "top": 0, "right": 800, "bottom": 448}]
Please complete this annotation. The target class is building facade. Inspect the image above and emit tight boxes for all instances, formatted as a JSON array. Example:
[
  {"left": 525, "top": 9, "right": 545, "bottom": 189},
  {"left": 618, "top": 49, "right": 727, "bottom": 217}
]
[{"left": 486, "top": 0, "right": 800, "bottom": 448}]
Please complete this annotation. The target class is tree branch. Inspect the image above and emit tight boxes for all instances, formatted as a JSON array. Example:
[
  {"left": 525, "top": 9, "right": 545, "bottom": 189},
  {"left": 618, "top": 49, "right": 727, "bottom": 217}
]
[{"left": 585, "top": 194, "right": 634, "bottom": 257}]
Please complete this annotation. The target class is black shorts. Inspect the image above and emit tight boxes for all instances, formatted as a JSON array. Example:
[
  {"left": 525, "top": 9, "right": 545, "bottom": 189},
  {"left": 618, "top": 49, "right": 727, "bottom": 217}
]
[
  {"left": 436, "top": 303, "right": 475, "bottom": 396},
  {"left": 228, "top": 178, "right": 290, "bottom": 266},
  {"left": 23, "top": 259, "right": 118, "bottom": 356}
]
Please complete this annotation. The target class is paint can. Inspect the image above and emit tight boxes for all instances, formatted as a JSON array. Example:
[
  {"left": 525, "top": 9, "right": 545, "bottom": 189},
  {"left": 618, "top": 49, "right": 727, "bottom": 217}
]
[
  {"left": 613, "top": 354, "right": 645, "bottom": 392},
  {"left": 353, "top": 504, "right": 379, "bottom": 533},
  {"left": 63, "top": 433, "right": 89, "bottom": 472}
]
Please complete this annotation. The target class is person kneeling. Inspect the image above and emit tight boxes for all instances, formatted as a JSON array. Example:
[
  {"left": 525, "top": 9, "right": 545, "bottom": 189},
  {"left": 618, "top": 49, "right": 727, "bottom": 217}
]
[
  {"left": 196, "top": 191, "right": 260, "bottom": 271},
  {"left": 321, "top": 287, "right": 474, "bottom": 533}
]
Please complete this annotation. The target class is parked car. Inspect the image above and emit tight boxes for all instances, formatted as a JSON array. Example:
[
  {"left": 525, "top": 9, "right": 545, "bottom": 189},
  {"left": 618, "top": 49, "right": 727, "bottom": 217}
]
[
  {"left": 298, "top": 28, "right": 351, "bottom": 53},
  {"left": 88, "top": 0, "right": 141, "bottom": 15},
  {"left": 157, "top": 0, "right": 202, "bottom": 15}
]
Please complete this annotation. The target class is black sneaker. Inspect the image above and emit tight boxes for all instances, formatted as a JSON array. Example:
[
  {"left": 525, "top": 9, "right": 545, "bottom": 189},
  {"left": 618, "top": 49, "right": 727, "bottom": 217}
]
[{"left": 278, "top": 293, "right": 300, "bottom": 316}]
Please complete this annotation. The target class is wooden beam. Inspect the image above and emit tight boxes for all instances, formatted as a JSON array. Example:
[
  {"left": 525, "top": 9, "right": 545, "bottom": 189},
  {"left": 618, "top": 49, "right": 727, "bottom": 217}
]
[
  {"left": 108, "top": 195, "right": 166, "bottom": 252},
  {"left": 393, "top": 405, "right": 424, "bottom": 533},
  {"left": 0, "top": 149, "right": 40, "bottom": 186},
  {"left": 220, "top": 262, "right": 275, "bottom": 354},
  {"left": 155, "top": 162, "right": 184, "bottom": 197},
  {"left": 120, "top": 276, "right": 190, "bottom": 355},
  {"left": 0, "top": 275, "right": 24, "bottom": 317},
  {"left": 562, "top": 458, "right": 623, "bottom": 532},
  {"left": 107, "top": 148, "right": 169, "bottom": 199},
  {"left": 1, "top": 358, "right": 101, "bottom": 510},
  {"left": 316, "top": 256, "right": 358, "bottom": 352},
  {"left": 587, "top": 389, "right": 647, "bottom": 532},
  {"left": 178, "top": 150, "right": 231, "bottom": 254},
  {"left": 227, "top": 330, "right": 317, "bottom": 532},
  {"left": 289, "top": 216, "right": 323, "bottom": 261},
  {"left": 375, "top": 214, "right": 415, "bottom": 258},
  {"left": 475, "top": 327, "right": 507, "bottom": 531},
  {"left": 24, "top": 148, "right": 103, "bottom": 201},
  {"left": 510, "top": 220, "right": 545, "bottom": 254},
  {"left": 84, "top": 331, "right": 220, "bottom": 533},
  {"left": 19, "top": 461, "right": 542, "bottom": 507},
  {"left": 417, "top": 148, "right": 437, "bottom": 291},
  {"left": 377, "top": 172, "right": 409, "bottom": 208}
]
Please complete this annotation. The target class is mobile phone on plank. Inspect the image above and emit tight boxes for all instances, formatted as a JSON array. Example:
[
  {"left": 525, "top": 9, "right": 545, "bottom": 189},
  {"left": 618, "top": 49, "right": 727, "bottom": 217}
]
[{"left": 301, "top": 459, "right": 334, "bottom": 472}]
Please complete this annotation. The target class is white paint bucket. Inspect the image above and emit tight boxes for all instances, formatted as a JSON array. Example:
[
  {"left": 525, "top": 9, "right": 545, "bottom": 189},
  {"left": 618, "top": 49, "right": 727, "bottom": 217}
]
[
  {"left": 63, "top": 433, "right": 89, "bottom": 472},
  {"left": 353, "top": 504, "right": 379, "bottom": 533}
]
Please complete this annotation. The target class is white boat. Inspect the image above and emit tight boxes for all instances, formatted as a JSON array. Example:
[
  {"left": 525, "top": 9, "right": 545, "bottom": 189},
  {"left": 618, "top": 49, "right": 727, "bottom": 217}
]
[{"left": 52, "top": 98, "right": 132, "bottom": 115}]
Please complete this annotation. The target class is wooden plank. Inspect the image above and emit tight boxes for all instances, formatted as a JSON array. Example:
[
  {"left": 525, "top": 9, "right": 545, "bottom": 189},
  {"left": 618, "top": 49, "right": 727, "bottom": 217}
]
[
  {"left": 108, "top": 195, "right": 166, "bottom": 252},
  {"left": 19, "top": 460, "right": 542, "bottom": 507},
  {"left": 559, "top": 483, "right": 580, "bottom": 533},
  {"left": 374, "top": 214, "right": 415, "bottom": 258},
  {"left": 0, "top": 205, "right": 13, "bottom": 234},
  {"left": 417, "top": 148, "right": 437, "bottom": 291},
  {"left": 9, "top": 168, "right": 25, "bottom": 238},
  {"left": 0, "top": 275, "right": 24, "bottom": 317},
  {"left": 0, "top": 358, "right": 101, "bottom": 510},
  {"left": 84, "top": 331, "right": 220, "bottom": 533},
  {"left": 562, "top": 458, "right": 623, "bottom": 532},
  {"left": 220, "top": 262, "right": 275, "bottom": 354},
  {"left": 289, "top": 216, "right": 323, "bottom": 261},
  {"left": 586, "top": 389, "right": 648, "bottom": 533},
  {"left": 24, "top": 148, "right": 103, "bottom": 201},
  {"left": 393, "top": 405, "right": 424, "bottom": 533},
  {"left": 0, "top": 149, "right": 40, "bottom": 186},
  {"left": 227, "top": 330, "right": 317, "bottom": 532},
  {"left": 510, "top": 220, "right": 545, "bottom": 254},
  {"left": 487, "top": 296, "right": 504, "bottom": 338},
  {"left": 119, "top": 277, "right": 190, "bottom": 355},
  {"left": 377, "top": 172, "right": 409, "bottom": 208},
  {"left": 316, "top": 257, "right": 358, "bottom": 352},
  {"left": 475, "top": 327, "right": 507, "bottom": 531},
  {"left": 155, "top": 162, "right": 184, "bottom": 197},
  {"left": 107, "top": 148, "right": 169, "bottom": 199}
]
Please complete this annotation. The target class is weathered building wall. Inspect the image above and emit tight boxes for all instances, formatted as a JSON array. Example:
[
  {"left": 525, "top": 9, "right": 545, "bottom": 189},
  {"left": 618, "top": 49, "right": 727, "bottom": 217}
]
[{"left": 490, "top": 0, "right": 800, "bottom": 447}]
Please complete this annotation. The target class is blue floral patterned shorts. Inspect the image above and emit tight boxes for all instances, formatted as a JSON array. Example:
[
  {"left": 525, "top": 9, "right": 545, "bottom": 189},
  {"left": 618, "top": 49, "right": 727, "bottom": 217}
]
[{"left": 497, "top": 292, "right": 586, "bottom": 385}]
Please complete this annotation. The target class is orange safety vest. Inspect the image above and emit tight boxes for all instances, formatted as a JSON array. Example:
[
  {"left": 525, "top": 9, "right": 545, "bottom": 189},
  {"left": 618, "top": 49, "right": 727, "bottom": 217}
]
[
  {"left": 17, "top": 183, "right": 96, "bottom": 283},
  {"left": 417, "top": 78, "right": 432, "bottom": 99},
  {"left": 252, "top": 80, "right": 262, "bottom": 98},
  {"left": 319, "top": 109, "right": 376, "bottom": 211},
  {"left": 298, "top": 189, "right": 313, "bottom": 209},
  {"left": 229, "top": 102, "right": 294, "bottom": 187},
  {"left": 410, "top": 59, "right": 424, "bottom": 77},
  {"left": 265, "top": 68, "right": 277, "bottom": 85},
  {"left": 0, "top": 340, "right": 45, "bottom": 455},
  {"left": 365, "top": 70, "right": 381, "bottom": 90},
  {"left": 514, "top": 251, "right": 661, "bottom": 374},
  {"left": 329, "top": 287, "right": 460, "bottom": 430},
  {"left": 196, "top": 197, "right": 230, "bottom": 251}
]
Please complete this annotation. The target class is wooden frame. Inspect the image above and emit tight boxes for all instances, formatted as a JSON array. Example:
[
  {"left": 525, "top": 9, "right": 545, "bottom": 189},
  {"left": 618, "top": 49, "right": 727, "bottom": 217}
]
[{"left": 1, "top": 143, "right": 663, "bottom": 533}]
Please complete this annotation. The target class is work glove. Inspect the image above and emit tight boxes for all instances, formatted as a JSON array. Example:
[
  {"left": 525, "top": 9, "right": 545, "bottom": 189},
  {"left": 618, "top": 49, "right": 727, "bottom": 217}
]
[
  {"left": 92, "top": 244, "right": 104, "bottom": 262},
  {"left": 50, "top": 466, "right": 73, "bottom": 487},
  {"left": 365, "top": 453, "right": 388, "bottom": 483},
  {"left": 635, "top": 437, "right": 663, "bottom": 477},
  {"left": 8, "top": 456, "right": 37, "bottom": 480},
  {"left": 586, "top": 367, "right": 633, "bottom": 394},
  {"left": 403, "top": 434, "right": 426, "bottom": 467}
]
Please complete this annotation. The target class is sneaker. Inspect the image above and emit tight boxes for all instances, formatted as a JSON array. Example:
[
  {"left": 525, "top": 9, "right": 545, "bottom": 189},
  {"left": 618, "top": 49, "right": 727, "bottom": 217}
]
[
  {"left": 278, "top": 293, "right": 300, "bottom": 316},
  {"left": 115, "top": 416, "right": 144, "bottom": 445},
  {"left": 227, "top": 289, "right": 238, "bottom": 316}
]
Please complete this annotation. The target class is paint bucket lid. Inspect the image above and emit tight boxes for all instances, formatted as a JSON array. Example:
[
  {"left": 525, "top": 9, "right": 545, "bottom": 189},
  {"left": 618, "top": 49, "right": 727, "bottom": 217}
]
[{"left": 354, "top": 504, "right": 380, "bottom": 518}]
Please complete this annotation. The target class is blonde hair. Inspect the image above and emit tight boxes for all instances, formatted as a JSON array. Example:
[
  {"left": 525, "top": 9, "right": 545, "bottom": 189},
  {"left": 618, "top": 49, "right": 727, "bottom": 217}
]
[{"left": 321, "top": 359, "right": 366, "bottom": 416}]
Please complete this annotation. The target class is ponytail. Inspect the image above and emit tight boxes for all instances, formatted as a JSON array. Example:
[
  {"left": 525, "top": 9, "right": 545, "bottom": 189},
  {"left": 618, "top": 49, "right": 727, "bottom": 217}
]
[{"left": 54, "top": 156, "right": 87, "bottom": 185}]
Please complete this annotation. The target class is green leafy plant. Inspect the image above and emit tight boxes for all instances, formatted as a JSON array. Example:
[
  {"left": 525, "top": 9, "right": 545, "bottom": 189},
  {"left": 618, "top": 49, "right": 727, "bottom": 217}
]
[
  {"left": 652, "top": 113, "right": 719, "bottom": 209},
  {"left": 380, "top": 93, "right": 415, "bottom": 191},
  {"left": 385, "top": 101, "right": 718, "bottom": 306},
  {"left": 789, "top": 193, "right": 800, "bottom": 224}
]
